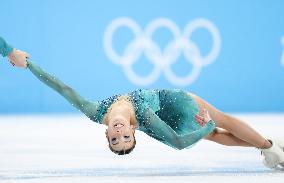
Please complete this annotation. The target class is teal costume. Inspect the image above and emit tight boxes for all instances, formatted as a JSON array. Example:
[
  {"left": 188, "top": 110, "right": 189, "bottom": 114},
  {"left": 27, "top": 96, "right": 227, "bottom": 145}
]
[
  {"left": 0, "top": 37, "right": 216, "bottom": 150},
  {"left": 0, "top": 37, "right": 13, "bottom": 57}
]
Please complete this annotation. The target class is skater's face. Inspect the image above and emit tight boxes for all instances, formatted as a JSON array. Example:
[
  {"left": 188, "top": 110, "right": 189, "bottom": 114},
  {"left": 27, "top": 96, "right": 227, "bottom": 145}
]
[{"left": 105, "top": 118, "right": 136, "bottom": 154}]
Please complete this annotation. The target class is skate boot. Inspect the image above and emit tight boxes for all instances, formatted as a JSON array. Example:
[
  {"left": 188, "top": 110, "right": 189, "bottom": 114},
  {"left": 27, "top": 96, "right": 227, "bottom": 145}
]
[
  {"left": 260, "top": 139, "right": 284, "bottom": 169},
  {"left": 272, "top": 138, "right": 284, "bottom": 168},
  {"left": 273, "top": 138, "right": 284, "bottom": 151}
]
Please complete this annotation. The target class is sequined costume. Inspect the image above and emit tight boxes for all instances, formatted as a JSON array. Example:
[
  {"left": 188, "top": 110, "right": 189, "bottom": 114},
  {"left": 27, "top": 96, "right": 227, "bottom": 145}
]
[
  {"left": 0, "top": 37, "right": 13, "bottom": 57},
  {"left": 26, "top": 61, "right": 216, "bottom": 150},
  {"left": 0, "top": 37, "right": 216, "bottom": 150}
]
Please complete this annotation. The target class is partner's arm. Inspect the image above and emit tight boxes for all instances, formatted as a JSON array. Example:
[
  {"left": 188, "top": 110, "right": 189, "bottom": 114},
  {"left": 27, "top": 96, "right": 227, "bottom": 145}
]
[
  {"left": 27, "top": 61, "right": 100, "bottom": 121},
  {"left": 0, "top": 36, "right": 13, "bottom": 57},
  {"left": 144, "top": 108, "right": 216, "bottom": 150}
]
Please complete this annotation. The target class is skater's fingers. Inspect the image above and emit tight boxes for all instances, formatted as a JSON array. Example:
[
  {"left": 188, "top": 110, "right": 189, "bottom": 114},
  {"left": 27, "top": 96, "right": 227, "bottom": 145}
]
[
  {"left": 203, "top": 108, "right": 209, "bottom": 114},
  {"left": 195, "top": 114, "right": 202, "bottom": 118},
  {"left": 195, "top": 115, "right": 202, "bottom": 121},
  {"left": 9, "top": 61, "right": 15, "bottom": 66},
  {"left": 195, "top": 116, "right": 205, "bottom": 125},
  {"left": 195, "top": 118, "right": 203, "bottom": 125},
  {"left": 195, "top": 115, "right": 204, "bottom": 120},
  {"left": 205, "top": 110, "right": 210, "bottom": 117},
  {"left": 24, "top": 52, "right": 30, "bottom": 59}
]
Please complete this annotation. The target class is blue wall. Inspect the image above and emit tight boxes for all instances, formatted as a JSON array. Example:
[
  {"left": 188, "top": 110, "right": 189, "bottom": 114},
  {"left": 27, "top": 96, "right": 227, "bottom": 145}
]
[{"left": 1, "top": 0, "right": 284, "bottom": 113}]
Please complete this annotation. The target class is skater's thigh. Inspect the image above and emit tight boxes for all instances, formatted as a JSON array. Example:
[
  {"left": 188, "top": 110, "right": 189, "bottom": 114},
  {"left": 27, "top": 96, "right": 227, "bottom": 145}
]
[
  {"left": 188, "top": 92, "right": 227, "bottom": 128},
  {"left": 203, "top": 128, "right": 229, "bottom": 140}
]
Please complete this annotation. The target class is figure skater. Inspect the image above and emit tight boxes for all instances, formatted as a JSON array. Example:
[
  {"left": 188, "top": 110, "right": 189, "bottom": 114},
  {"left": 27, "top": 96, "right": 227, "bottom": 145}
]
[{"left": 1, "top": 36, "right": 284, "bottom": 170}]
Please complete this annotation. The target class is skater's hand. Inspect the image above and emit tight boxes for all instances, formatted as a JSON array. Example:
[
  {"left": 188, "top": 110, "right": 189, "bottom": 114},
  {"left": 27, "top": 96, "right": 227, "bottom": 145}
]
[
  {"left": 8, "top": 48, "right": 29, "bottom": 68},
  {"left": 195, "top": 108, "right": 212, "bottom": 126}
]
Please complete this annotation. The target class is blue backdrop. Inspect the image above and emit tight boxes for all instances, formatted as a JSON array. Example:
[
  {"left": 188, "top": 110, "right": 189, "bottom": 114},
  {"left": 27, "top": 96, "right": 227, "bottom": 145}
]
[{"left": 0, "top": 0, "right": 284, "bottom": 113}]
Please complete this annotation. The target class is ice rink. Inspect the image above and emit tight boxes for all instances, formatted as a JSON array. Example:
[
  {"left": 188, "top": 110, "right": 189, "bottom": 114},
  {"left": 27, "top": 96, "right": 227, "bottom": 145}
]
[{"left": 0, "top": 114, "right": 284, "bottom": 183}]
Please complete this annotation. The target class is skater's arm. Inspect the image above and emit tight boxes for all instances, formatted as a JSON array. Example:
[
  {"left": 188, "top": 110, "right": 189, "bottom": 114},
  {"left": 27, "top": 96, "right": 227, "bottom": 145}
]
[
  {"left": 0, "top": 36, "right": 29, "bottom": 67},
  {"left": 27, "top": 61, "right": 100, "bottom": 120},
  {"left": 144, "top": 108, "right": 216, "bottom": 150},
  {"left": 176, "top": 120, "right": 215, "bottom": 149},
  {"left": 0, "top": 36, "right": 13, "bottom": 57}
]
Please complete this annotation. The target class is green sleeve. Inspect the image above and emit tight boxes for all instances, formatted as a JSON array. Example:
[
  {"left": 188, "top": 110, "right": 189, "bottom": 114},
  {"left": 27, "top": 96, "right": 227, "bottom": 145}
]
[
  {"left": 27, "top": 61, "right": 100, "bottom": 121},
  {"left": 144, "top": 108, "right": 216, "bottom": 150},
  {"left": 0, "top": 37, "right": 13, "bottom": 57}
]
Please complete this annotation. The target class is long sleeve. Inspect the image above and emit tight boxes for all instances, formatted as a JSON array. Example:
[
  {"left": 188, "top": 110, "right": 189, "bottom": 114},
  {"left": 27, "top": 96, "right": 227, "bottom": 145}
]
[
  {"left": 0, "top": 37, "right": 13, "bottom": 57},
  {"left": 143, "top": 108, "right": 216, "bottom": 150},
  {"left": 27, "top": 61, "right": 100, "bottom": 121}
]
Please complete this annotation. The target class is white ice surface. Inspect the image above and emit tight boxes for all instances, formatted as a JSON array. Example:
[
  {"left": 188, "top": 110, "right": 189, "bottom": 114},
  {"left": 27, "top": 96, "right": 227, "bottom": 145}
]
[{"left": 0, "top": 114, "right": 284, "bottom": 183}]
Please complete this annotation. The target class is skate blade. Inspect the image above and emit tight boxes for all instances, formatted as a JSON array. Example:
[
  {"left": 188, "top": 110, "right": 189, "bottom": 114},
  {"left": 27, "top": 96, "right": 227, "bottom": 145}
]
[{"left": 262, "top": 155, "right": 279, "bottom": 169}]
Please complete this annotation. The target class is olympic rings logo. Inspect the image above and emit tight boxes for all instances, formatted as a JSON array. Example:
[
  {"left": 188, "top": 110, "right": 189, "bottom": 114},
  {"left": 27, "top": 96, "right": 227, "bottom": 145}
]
[{"left": 104, "top": 17, "right": 221, "bottom": 86}]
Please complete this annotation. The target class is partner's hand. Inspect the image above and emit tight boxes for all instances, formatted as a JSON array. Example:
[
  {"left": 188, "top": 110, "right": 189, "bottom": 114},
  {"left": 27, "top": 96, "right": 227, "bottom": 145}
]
[
  {"left": 8, "top": 49, "right": 29, "bottom": 68},
  {"left": 195, "top": 108, "right": 212, "bottom": 126}
]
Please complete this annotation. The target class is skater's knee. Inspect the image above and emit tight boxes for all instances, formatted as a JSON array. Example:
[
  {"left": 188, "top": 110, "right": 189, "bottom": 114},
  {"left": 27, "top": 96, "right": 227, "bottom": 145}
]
[
  {"left": 219, "top": 113, "right": 240, "bottom": 131},
  {"left": 213, "top": 111, "right": 233, "bottom": 129},
  {"left": 203, "top": 128, "right": 218, "bottom": 140}
]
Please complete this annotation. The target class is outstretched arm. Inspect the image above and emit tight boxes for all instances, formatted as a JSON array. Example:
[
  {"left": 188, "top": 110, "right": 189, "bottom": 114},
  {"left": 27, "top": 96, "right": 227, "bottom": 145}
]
[
  {"left": 144, "top": 108, "right": 216, "bottom": 150},
  {"left": 0, "top": 37, "right": 98, "bottom": 120},
  {"left": 27, "top": 61, "right": 99, "bottom": 121}
]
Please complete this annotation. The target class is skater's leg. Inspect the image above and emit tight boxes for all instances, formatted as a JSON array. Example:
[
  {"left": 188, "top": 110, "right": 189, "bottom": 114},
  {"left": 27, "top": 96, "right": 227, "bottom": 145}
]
[
  {"left": 189, "top": 93, "right": 272, "bottom": 149},
  {"left": 204, "top": 128, "right": 253, "bottom": 147}
]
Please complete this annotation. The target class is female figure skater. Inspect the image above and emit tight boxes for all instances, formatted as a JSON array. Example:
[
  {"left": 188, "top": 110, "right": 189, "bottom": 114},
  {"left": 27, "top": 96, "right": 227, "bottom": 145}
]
[{"left": 1, "top": 37, "right": 284, "bottom": 170}]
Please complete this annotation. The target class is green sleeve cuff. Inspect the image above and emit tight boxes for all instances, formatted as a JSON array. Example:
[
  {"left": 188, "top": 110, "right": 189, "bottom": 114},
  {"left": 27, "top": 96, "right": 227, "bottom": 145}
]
[
  {"left": 26, "top": 60, "right": 31, "bottom": 68},
  {"left": 208, "top": 119, "right": 216, "bottom": 128},
  {"left": 199, "top": 119, "right": 216, "bottom": 137},
  {"left": 0, "top": 37, "right": 14, "bottom": 57}
]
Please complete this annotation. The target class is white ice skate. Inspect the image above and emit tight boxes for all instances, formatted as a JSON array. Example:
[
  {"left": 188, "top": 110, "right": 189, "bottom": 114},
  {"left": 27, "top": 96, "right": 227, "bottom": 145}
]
[
  {"left": 260, "top": 139, "right": 284, "bottom": 169},
  {"left": 272, "top": 138, "right": 284, "bottom": 168},
  {"left": 273, "top": 138, "right": 284, "bottom": 151}
]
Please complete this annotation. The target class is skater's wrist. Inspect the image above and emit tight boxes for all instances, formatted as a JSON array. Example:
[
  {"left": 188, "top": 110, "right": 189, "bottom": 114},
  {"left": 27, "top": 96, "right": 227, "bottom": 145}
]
[
  {"left": 207, "top": 120, "right": 216, "bottom": 128},
  {"left": 8, "top": 49, "right": 29, "bottom": 68}
]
